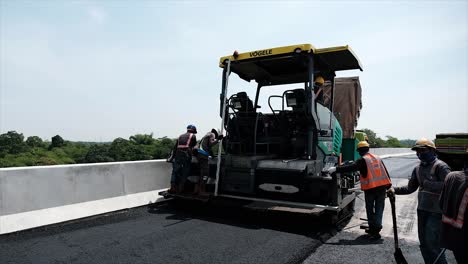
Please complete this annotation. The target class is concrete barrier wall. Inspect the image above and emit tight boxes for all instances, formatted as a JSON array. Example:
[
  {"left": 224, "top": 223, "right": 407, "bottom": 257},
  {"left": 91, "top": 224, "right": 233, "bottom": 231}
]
[
  {"left": 0, "top": 148, "right": 413, "bottom": 235},
  {"left": 0, "top": 160, "right": 172, "bottom": 234}
]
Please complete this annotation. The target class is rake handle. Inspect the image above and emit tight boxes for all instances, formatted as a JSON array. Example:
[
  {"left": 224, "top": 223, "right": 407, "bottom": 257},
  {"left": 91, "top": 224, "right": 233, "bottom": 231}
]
[{"left": 389, "top": 195, "right": 399, "bottom": 249}]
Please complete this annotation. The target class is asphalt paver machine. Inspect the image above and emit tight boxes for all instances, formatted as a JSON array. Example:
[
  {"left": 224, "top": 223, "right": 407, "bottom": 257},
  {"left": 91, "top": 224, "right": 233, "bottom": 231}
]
[{"left": 163, "top": 44, "right": 365, "bottom": 222}]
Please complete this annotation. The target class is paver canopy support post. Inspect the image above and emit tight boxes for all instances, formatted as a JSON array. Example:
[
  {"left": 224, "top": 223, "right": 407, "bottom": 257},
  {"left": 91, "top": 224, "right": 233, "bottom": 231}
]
[{"left": 215, "top": 59, "right": 231, "bottom": 196}]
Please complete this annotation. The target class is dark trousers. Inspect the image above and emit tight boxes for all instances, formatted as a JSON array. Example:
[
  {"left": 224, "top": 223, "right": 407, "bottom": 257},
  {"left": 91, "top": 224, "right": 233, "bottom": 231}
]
[
  {"left": 453, "top": 250, "right": 465, "bottom": 264},
  {"left": 364, "top": 187, "right": 386, "bottom": 232},
  {"left": 170, "top": 152, "right": 191, "bottom": 185},
  {"left": 417, "top": 210, "right": 447, "bottom": 264},
  {"left": 198, "top": 154, "right": 209, "bottom": 178}
]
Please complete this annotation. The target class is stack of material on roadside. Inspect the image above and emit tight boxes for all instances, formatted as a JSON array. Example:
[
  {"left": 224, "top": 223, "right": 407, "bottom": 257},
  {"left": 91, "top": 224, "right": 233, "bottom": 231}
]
[{"left": 322, "top": 77, "right": 362, "bottom": 139}]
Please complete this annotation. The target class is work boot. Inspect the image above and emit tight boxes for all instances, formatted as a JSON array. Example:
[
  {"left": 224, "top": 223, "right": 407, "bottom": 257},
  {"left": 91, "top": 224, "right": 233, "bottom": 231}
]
[
  {"left": 192, "top": 184, "right": 200, "bottom": 195},
  {"left": 177, "top": 180, "right": 186, "bottom": 194},
  {"left": 366, "top": 228, "right": 381, "bottom": 239},
  {"left": 168, "top": 184, "right": 177, "bottom": 194},
  {"left": 198, "top": 181, "right": 208, "bottom": 196}
]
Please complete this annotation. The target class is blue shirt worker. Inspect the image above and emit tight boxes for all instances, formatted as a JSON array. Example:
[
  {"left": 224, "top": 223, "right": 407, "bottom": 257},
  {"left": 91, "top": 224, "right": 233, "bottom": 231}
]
[
  {"left": 327, "top": 141, "right": 392, "bottom": 239},
  {"left": 194, "top": 128, "right": 223, "bottom": 195},
  {"left": 388, "top": 138, "right": 451, "bottom": 264},
  {"left": 168, "top": 125, "right": 197, "bottom": 194}
]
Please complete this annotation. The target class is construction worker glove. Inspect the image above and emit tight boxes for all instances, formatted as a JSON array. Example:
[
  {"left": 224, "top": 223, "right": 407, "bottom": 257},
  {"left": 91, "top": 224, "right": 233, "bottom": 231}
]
[{"left": 387, "top": 187, "right": 395, "bottom": 197}]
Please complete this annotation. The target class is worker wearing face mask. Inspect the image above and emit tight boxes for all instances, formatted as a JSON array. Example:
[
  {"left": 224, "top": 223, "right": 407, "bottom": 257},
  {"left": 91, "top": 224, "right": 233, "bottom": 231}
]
[{"left": 387, "top": 138, "right": 451, "bottom": 264}]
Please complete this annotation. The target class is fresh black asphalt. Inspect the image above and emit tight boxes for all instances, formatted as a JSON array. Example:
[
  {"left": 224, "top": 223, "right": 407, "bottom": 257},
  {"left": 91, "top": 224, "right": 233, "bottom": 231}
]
[{"left": 0, "top": 155, "right": 419, "bottom": 264}]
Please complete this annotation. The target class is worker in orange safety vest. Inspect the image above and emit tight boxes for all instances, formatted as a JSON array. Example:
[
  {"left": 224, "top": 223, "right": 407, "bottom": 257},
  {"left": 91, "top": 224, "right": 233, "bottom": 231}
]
[
  {"left": 168, "top": 124, "right": 197, "bottom": 194},
  {"left": 326, "top": 141, "right": 392, "bottom": 239}
]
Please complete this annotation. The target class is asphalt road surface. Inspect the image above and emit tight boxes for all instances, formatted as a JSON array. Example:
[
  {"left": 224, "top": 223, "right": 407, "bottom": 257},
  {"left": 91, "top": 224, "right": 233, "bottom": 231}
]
[
  {"left": 304, "top": 155, "right": 456, "bottom": 264},
  {"left": 0, "top": 155, "right": 456, "bottom": 264}
]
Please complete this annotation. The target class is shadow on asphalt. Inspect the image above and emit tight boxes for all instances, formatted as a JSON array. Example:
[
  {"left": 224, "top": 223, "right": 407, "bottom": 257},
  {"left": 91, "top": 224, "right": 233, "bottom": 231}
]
[
  {"left": 0, "top": 209, "right": 143, "bottom": 242},
  {"left": 147, "top": 199, "right": 352, "bottom": 239},
  {"left": 323, "top": 234, "right": 384, "bottom": 245},
  {"left": 1, "top": 198, "right": 352, "bottom": 244}
]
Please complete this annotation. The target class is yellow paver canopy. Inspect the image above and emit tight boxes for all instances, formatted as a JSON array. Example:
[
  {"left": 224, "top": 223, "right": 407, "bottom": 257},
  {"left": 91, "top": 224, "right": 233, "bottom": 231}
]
[{"left": 219, "top": 44, "right": 362, "bottom": 85}]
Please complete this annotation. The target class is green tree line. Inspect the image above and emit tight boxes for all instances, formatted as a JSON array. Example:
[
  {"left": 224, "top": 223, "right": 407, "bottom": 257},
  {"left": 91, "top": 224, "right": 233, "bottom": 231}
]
[
  {"left": 0, "top": 129, "right": 415, "bottom": 168},
  {"left": 0, "top": 131, "right": 175, "bottom": 168},
  {"left": 360, "top": 128, "right": 416, "bottom": 148}
]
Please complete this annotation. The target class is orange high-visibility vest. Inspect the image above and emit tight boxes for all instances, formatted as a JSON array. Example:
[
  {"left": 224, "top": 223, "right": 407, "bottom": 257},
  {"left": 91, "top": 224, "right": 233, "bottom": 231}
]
[
  {"left": 360, "top": 153, "right": 392, "bottom": 191},
  {"left": 442, "top": 188, "right": 468, "bottom": 229},
  {"left": 177, "top": 132, "right": 194, "bottom": 149}
]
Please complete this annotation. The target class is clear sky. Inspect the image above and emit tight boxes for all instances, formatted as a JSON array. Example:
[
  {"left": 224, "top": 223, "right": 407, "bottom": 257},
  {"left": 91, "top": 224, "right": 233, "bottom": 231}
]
[{"left": 0, "top": 0, "right": 467, "bottom": 142}]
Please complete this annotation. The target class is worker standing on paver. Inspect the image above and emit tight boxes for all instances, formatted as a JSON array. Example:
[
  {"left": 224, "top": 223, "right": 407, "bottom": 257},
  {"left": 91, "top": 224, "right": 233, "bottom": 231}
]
[
  {"left": 313, "top": 76, "right": 325, "bottom": 103},
  {"left": 387, "top": 138, "right": 450, "bottom": 264},
  {"left": 327, "top": 141, "right": 392, "bottom": 239},
  {"left": 194, "top": 128, "right": 223, "bottom": 195},
  {"left": 439, "top": 154, "right": 467, "bottom": 264},
  {"left": 168, "top": 124, "right": 197, "bottom": 194}
]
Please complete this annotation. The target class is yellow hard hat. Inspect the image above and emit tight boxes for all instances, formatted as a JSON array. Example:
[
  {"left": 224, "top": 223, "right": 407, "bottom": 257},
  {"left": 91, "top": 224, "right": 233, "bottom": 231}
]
[
  {"left": 314, "top": 76, "right": 325, "bottom": 86},
  {"left": 357, "top": 141, "right": 370, "bottom": 149},
  {"left": 411, "top": 137, "right": 435, "bottom": 150}
]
